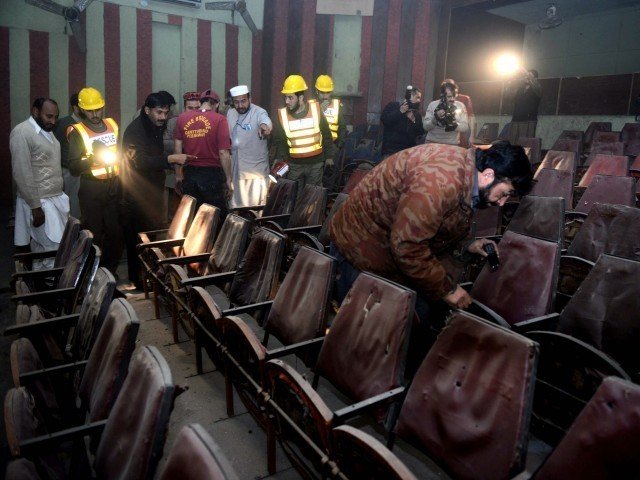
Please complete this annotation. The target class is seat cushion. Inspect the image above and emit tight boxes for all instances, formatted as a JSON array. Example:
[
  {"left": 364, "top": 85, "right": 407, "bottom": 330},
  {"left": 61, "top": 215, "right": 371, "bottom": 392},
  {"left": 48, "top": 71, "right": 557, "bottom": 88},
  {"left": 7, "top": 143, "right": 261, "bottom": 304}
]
[
  {"left": 530, "top": 168, "right": 574, "bottom": 206},
  {"left": 507, "top": 195, "right": 564, "bottom": 243}
]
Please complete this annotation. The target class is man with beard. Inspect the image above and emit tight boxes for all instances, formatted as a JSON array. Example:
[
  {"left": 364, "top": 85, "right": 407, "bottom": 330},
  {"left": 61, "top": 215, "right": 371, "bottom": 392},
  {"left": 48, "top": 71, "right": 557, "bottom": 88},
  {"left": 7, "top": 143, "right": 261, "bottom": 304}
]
[
  {"left": 68, "top": 87, "right": 123, "bottom": 275},
  {"left": 272, "top": 75, "right": 334, "bottom": 189},
  {"left": 381, "top": 85, "right": 426, "bottom": 158},
  {"left": 121, "top": 92, "right": 195, "bottom": 289},
  {"left": 10, "top": 98, "right": 69, "bottom": 268},
  {"left": 226, "top": 84, "right": 272, "bottom": 208},
  {"left": 329, "top": 141, "right": 532, "bottom": 315},
  {"left": 315, "top": 75, "right": 347, "bottom": 151}
]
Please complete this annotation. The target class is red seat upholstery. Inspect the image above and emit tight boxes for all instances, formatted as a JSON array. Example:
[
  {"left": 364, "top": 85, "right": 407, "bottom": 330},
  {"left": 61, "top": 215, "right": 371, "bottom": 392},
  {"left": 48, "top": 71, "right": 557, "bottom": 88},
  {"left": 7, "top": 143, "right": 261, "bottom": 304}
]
[
  {"left": 394, "top": 311, "right": 538, "bottom": 480},
  {"left": 516, "top": 136, "right": 542, "bottom": 165},
  {"left": 472, "top": 205, "right": 501, "bottom": 237},
  {"left": 578, "top": 154, "right": 629, "bottom": 187},
  {"left": 593, "top": 130, "right": 620, "bottom": 143},
  {"left": 530, "top": 168, "right": 574, "bottom": 207},
  {"left": 506, "top": 195, "right": 564, "bottom": 243},
  {"left": 573, "top": 175, "right": 635, "bottom": 214},
  {"left": 557, "top": 130, "right": 584, "bottom": 143},
  {"left": 535, "top": 150, "right": 577, "bottom": 178},
  {"left": 584, "top": 122, "right": 611, "bottom": 152},
  {"left": 589, "top": 141, "right": 625, "bottom": 156},
  {"left": 550, "top": 139, "right": 582, "bottom": 159}
]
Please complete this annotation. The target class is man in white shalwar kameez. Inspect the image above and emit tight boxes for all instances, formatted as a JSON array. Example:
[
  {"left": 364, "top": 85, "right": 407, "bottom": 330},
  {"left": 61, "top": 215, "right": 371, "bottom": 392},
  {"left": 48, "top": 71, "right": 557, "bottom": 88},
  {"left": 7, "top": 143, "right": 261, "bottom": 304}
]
[
  {"left": 226, "top": 85, "right": 272, "bottom": 208},
  {"left": 11, "top": 98, "right": 69, "bottom": 269}
]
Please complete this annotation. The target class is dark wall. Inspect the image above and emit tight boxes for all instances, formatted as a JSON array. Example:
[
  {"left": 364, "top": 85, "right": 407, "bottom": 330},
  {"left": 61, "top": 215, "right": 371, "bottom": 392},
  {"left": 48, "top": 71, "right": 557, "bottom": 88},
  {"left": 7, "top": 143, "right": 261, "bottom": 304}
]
[{"left": 446, "top": 8, "right": 525, "bottom": 84}]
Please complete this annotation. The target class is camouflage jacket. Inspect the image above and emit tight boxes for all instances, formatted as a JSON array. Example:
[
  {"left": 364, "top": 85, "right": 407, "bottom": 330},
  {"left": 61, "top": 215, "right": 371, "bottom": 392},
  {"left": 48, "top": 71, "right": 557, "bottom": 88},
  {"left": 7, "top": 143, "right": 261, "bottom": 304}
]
[{"left": 330, "top": 143, "right": 475, "bottom": 299}]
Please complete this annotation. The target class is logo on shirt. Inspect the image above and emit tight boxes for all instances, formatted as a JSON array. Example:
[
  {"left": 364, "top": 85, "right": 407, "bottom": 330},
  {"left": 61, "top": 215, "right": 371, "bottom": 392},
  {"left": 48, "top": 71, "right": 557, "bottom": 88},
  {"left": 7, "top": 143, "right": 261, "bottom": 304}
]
[{"left": 183, "top": 115, "right": 212, "bottom": 139}]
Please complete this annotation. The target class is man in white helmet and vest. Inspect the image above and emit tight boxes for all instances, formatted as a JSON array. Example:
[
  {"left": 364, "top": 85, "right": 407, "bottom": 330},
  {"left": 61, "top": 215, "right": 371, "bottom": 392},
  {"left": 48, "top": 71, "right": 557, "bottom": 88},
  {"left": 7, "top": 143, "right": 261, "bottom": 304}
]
[
  {"left": 272, "top": 74, "right": 334, "bottom": 190},
  {"left": 67, "top": 87, "right": 123, "bottom": 275},
  {"left": 315, "top": 75, "right": 347, "bottom": 152}
]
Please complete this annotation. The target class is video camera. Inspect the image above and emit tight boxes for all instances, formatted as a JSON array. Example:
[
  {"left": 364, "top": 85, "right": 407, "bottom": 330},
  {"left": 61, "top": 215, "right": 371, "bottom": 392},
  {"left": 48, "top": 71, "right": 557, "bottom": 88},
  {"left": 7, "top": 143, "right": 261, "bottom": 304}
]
[{"left": 435, "top": 94, "right": 459, "bottom": 132}]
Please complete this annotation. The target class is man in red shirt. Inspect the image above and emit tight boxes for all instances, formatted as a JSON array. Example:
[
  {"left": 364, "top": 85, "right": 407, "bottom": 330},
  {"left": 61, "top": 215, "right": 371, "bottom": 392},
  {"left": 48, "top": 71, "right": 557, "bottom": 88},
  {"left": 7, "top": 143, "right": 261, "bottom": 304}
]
[{"left": 174, "top": 89, "right": 232, "bottom": 215}]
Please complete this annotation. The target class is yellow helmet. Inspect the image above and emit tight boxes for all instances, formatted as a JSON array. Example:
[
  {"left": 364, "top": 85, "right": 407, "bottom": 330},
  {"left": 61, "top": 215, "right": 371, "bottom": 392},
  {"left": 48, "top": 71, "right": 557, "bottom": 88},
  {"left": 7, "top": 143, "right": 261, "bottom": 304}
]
[
  {"left": 78, "top": 87, "right": 105, "bottom": 110},
  {"left": 315, "top": 75, "right": 334, "bottom": 93},
  {"left": 281, "top": 75, "right": 308, "bottom": 94}
]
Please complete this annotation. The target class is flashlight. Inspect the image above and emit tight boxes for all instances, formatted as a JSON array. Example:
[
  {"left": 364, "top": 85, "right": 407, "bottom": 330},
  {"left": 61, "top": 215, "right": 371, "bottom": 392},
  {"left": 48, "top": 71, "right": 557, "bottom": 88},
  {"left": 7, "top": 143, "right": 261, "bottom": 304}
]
[{"left": 269, "top": 161, "right": 289, "bottom": 183}]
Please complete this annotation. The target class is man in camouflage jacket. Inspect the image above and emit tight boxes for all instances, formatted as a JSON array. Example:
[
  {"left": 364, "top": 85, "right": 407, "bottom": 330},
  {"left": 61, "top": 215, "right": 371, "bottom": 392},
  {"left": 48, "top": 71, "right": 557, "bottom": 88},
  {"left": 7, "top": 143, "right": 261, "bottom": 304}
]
[{"left": 329, "top": 141, "right": 532, "bottom": 312}]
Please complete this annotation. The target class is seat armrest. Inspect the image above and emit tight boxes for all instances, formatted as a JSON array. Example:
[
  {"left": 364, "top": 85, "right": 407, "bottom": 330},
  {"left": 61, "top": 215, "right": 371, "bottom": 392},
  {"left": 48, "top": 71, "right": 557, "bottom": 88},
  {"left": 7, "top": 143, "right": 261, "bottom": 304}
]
[
  {"left": 284, "top": 225, "right": 323, "bottom": 234},
  {"left": 13, "top": 250, "right": 58, "bottom": 261},
  {"left": 267, "top": 337, "right": 325, "bottom": 359},
  {"left": 231, "top": 204, "right": 266, "bottom": 213},
  {"left": 138, "top": 228, "right": 169, "bottom": 237},
  {"left": 19, "top": 360, "right": 88, "bottom": 382},
  {"left": 333, "top": 387, "right": 405, "bottom": 424},
  {"left": 4, "top": 313, "right": 80, "bottom": 336},
  {"left": 11, "top": 287, "right": 75, "bottom": 305},
  {"left": 12, "top": 267, "right": 65, "bottom": 280},
  {"left": 19, "top": 419, "right": 107, "bottom": 457},
  {"left": 157, "top": 252, "right": 211, "bottom": 265},
  {"left": 467, "top": 300, "right": 511, "bottom": 329},
  {"left": 222, "top": 300, "right": 274, "bottom": 317},
  {"left": 513, "top": 313, "right": 560, "bottom": 333},
  {"left": 256, "top": 213, "right": 291, "bottom": 224},
  {"left": 137, "top": 237, "right": 186, "bottom": 251},
  {"left": 181, "top": 270, "right": 237, "bottom": 287}
]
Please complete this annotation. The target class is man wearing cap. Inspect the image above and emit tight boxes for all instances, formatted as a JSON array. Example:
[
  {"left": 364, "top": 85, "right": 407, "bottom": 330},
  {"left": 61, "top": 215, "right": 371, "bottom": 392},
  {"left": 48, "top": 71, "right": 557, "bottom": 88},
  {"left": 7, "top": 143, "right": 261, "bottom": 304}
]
[
  {"left": 67, "top": 87, "right": 123, "bottom": 275},
  {"left": 174, "top": 88, "right": 232, "bottom": 215},
  {"left": 315, "top": 75, "right": 347, "bottom": 151},
  {"left": 273, "top": 74, "right": 334, "bottom": 189},
  {"left": 227, "top": 85, "right": 272, "bottom": 208},
  {"left": 11, "top": 98, "right": 69, "bottom": 269}
]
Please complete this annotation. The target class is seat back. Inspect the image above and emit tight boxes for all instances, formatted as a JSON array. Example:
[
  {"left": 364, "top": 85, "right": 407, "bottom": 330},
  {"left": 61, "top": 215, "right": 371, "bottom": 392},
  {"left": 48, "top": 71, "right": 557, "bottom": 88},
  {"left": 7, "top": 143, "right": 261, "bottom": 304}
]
[
  {"left": 332, "top": 425, "right": 418, "bottom": 480},
  {"left": 167, "top": 194, "right": 197, "bottom": 240},
  {"left": 550, "top": 139, "right": 582, "bottom": 159},
  {"left": 625, "top": 138, "right": 640, "bottom": 156},
  {"left": 578, "top": 154, "right": 629, "bottom": 187},
  {"left": 567, "top": 203, "right": 640, "bottom": 262},
  {"left": 342, "top": 168, "right": 371, "bottom": 194},
  {"left": 10, "top": 338, "right": 58, "bottom": 415},
  {"left": 558, "top": 254, "right": 640, "bottom": 378},
  {"left": 182, "top": 203, "right": 220, "bottom": 259},
  {"left": 207, "top": 214, "right": 250, "bottom": 275},
  {"left": 288, "top": 184, "right": 328, "bottom": 229},
  {"left": 507, "top": 195, "right": 565, "bottom": 243},
  {"left": 315, "top": 273, "right": 416, "bottom": 408},
  {"left": 574, "top": 175, "right": 635, "bottom": 214},
  {"left": 159, "top": 424, "right": 239, "bottom": 480},
  {"left": 188, "top": 287, "right": 224, "bottom": 368},
  {"left": 57, "top": 229, "right": 93, "bottom": 290},
  {"left": 558, "top": 130, "right": 584, "bottom": 143},
  {"left": 530, "top": 168, "right": 574, "bottom": 206},
  {"left": 68, "top": 267, "right": 116, "bottom": 360},
  {"left": 590, "top": 141, "right": 625, "bottom": 156},
  {"left": 535, "top": 150, "right": 577, "bottom": 178},
  {"left": 263, "top": 178, "right": 298, "bottom": 217},
  {"left": 229, "top": 228, "right": 285, "bottom": 307},
  {"left": 318, "top": 193, "right": 349, "bottom": 246},
  {"left": 476, "top": 123, "right": 498, "bottom": 143},
  {"left": 535, "top": 376, "right": 640, "bottom": 479},
  {"left": 79, "top": 299, "right": 140, "bottom": 421},
  {"left": 5, "top": 458, "right": 40, "bottom": 480},
  {"left": 395, "top": 312, "right": 538, "bottom": 480},
  {"left": 53, "top": 216, "right": 81, "bottom": 268},
  {"left": 265, "top": 247, "right": 335, "bottom": 346},
  {"left": 3, "top": 387, "right": 48, "bottom": 457},
  {"left": 593, "top": 130, "right": 620, "bottom": 143},
  {"left": 472, "top": 205, "right": 502, "bottom": 237},
  {"left": 516, "top": 137, "right": 541, "bottom": 165},
  {"left": 584, "top": 121, "right": 611, "bottom": 149},
  {"left": 631, "top": 154, "right": 640, "bottom": 176},
  {"left": 471, "top": 230, "right": 560, "bottom": 325},
  {"left": 621, "top": 122, "right": 640, "bottom": 143},
  {"left": 94, "top": 346, "right": 175, "bottom": 480}
]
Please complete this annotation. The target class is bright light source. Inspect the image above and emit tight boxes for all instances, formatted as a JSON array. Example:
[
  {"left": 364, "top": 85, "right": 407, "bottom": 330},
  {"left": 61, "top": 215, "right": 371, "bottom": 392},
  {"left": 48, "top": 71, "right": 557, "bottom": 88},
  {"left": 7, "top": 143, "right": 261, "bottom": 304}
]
[
  {"left": 493, "top": 53, "right": 521, "bottom": 77},
  {"left": 99, "top": 149, "right": 117, "bottom": 165}
]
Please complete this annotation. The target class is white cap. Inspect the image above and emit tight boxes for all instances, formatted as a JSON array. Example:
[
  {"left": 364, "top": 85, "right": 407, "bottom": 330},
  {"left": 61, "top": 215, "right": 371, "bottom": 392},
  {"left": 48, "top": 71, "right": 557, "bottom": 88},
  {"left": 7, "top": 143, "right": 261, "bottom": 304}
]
[{"left": 229, "top": 85, "right": 249, "bottom": 97}]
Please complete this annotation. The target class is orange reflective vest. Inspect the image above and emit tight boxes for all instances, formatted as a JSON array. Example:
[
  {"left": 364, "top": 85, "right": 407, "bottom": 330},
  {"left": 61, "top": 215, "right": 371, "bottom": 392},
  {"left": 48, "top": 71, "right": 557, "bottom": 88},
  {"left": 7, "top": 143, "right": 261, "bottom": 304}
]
[
  {"left": 322, "top": 98, "right": 341, "bottom": 142},
  {"left": 278, "top": 100, "right": 323, "bottom": 158},
  {"left": 67, "top": 118, "right": 119, "bottom": 179}
]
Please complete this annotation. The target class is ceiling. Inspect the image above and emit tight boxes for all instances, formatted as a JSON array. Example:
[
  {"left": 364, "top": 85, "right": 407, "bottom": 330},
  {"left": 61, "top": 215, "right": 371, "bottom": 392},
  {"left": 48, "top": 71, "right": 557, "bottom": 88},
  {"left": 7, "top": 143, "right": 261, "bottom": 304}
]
[{"left": 488, "top": 0, "right": 640, "bottom": 25}]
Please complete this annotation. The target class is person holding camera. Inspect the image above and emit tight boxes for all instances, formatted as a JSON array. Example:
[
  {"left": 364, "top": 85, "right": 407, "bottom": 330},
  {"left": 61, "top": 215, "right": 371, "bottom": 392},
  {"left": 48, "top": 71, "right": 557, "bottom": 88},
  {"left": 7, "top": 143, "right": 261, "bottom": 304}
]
[
  {"left": 380, "top": 85, "right": 426, "bottom": 158},
  {"left": 423, "top": 80, "right": 469, "bottom": 146}
]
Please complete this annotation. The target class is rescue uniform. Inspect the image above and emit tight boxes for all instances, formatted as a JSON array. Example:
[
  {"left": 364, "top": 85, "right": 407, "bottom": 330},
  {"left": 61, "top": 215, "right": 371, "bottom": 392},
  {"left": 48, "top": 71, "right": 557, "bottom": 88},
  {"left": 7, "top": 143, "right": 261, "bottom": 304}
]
[
  {"left": 67, "top": 118, "right": 123, "bottom": 275},
  {"left": 321, "top": 98, "right": 347, "bottom": 150}
]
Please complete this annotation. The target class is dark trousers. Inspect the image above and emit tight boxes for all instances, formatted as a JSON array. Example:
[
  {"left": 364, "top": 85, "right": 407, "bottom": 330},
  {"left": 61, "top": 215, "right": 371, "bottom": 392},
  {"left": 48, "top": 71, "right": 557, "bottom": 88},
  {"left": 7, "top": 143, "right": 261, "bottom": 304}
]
[
  {"left": 78, "top": 177, "right": 123, "bottom": 275},
  {"left": 182, "top": 166, "right": 228, "bottom": 217},
  {"left": 122, "top": 201, "right": 159, "bottom": 286}
]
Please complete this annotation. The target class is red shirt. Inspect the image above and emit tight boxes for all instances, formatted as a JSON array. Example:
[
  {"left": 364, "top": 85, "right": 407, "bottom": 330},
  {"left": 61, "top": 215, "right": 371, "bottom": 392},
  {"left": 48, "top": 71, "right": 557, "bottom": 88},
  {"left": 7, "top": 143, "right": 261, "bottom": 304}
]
[{"left": 174, "top": 109, "right": 231, "bottom": 168}]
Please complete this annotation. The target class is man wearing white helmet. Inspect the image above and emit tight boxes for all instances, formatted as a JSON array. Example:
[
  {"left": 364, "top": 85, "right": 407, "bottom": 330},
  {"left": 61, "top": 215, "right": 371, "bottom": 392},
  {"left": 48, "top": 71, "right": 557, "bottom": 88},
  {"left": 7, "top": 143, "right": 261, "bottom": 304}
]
[{"left": 226, "top": 85, "right": 272, "bottom": 208}]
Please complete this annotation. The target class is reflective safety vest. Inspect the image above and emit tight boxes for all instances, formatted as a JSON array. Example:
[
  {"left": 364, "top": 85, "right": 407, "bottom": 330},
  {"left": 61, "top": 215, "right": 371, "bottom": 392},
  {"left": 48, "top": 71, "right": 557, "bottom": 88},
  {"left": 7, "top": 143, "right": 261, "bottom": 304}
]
[
  {"left": 67, "top": 118, "right": 119, "bottom": 179},
  {"left": 322, "top": 98, "right": 341, "bottom": 142},
  {"left": 278, "top": 100, "right": 323, "bottom": 158}
]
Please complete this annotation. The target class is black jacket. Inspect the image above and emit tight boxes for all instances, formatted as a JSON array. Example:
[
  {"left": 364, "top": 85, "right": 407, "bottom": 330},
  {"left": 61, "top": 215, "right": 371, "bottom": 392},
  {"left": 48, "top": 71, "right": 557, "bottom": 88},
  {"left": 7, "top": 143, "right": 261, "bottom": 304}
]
[
  {"left": 380, "top": 101, "right": 425, "bottom": 156},
  {"left": 121, "top": 110, "right": 171, "bottom": 222}
]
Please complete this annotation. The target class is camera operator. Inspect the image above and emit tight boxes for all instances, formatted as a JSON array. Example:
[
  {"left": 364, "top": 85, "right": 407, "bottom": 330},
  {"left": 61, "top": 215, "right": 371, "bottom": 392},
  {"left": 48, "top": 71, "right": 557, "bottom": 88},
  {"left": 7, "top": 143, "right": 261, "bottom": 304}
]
[
  {"left": 380, "top": 85, "right": 425, "bottom": 158},
  {"left": 423, "top": 80, "right": 468, "bottom": 146}
]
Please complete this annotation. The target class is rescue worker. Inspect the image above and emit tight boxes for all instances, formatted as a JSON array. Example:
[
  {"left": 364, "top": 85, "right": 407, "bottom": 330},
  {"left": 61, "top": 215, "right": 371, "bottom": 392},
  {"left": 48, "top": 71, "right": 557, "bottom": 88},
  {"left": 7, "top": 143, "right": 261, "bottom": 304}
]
[
  {"left": 315, "top": 74, "right": 347, "bottom": 151},
  {"left": 67, "top": 87, "right": 123, "bottom": 275},
  {"left": 272, "top": 75, "right": 334, "bottom": 189}
]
